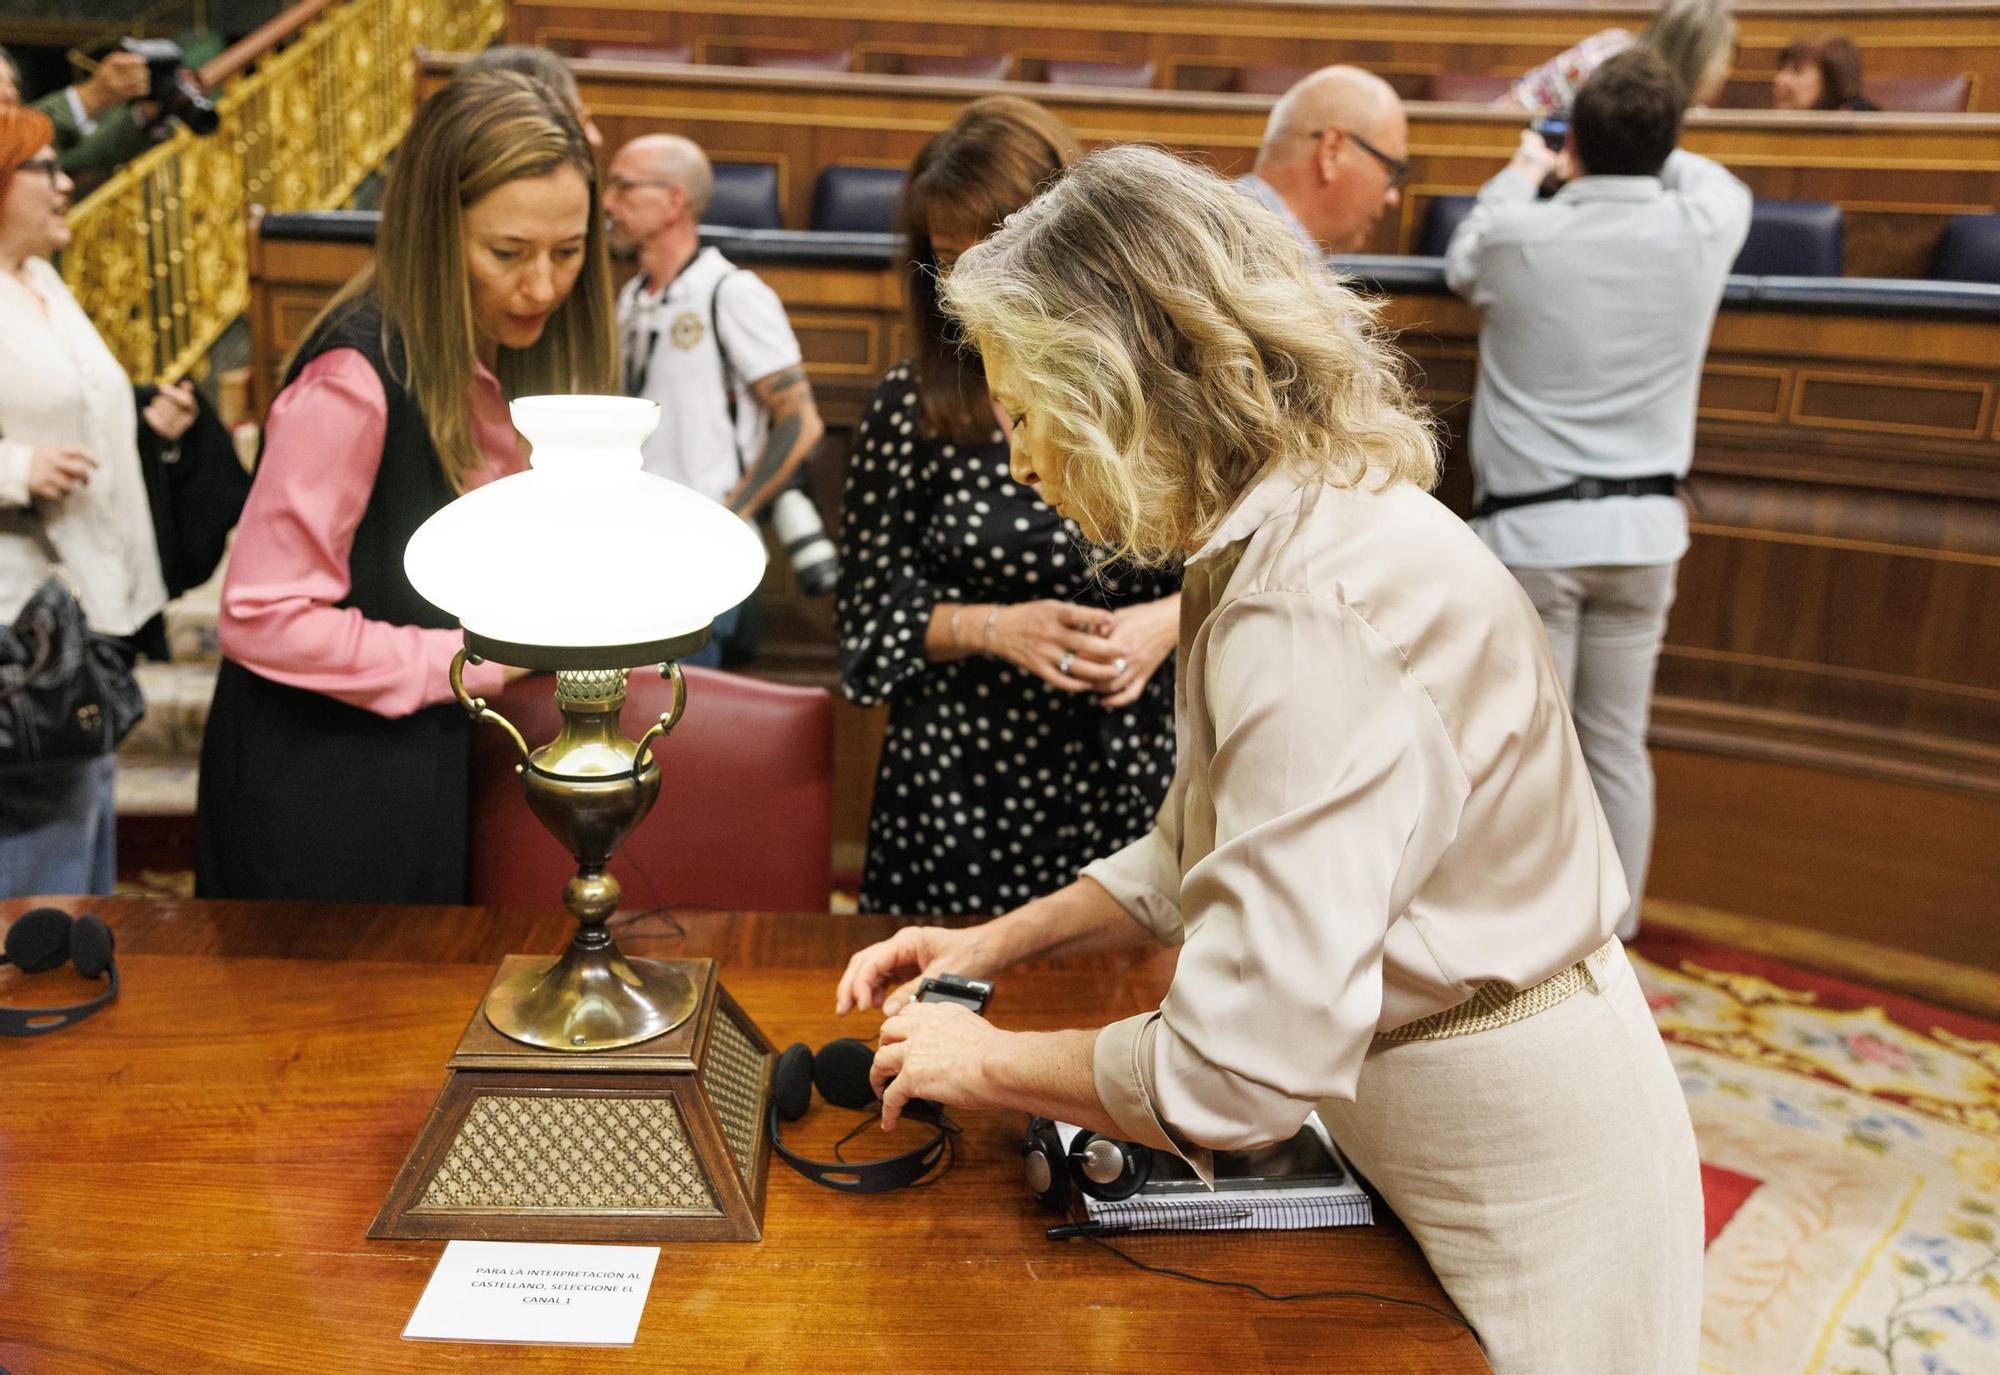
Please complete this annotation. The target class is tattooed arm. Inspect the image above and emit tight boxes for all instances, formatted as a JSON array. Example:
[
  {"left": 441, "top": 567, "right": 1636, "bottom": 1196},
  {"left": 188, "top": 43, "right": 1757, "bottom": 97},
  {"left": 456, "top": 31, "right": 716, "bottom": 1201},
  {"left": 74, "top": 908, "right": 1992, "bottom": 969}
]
[{"left": 728, "top": 364, "right": 826, "bottom": 520}]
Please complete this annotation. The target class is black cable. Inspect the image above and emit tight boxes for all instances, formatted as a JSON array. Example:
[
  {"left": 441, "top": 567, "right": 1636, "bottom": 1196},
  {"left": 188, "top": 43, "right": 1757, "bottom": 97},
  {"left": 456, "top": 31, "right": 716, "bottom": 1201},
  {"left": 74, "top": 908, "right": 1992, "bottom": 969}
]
[
  {"left": 605, "top": 847, "right": 685, "bottom": 940},
  {"left": 1065, "top": 1232, "right": 1476, "bottom": 1332}
]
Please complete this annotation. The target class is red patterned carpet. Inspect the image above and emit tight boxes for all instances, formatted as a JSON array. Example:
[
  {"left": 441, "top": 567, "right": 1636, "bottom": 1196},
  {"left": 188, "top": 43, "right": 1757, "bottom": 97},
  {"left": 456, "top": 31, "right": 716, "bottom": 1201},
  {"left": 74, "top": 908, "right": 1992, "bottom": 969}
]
[{"left": 1627, "top": 930, "right": 2000, "bottom": 1375}]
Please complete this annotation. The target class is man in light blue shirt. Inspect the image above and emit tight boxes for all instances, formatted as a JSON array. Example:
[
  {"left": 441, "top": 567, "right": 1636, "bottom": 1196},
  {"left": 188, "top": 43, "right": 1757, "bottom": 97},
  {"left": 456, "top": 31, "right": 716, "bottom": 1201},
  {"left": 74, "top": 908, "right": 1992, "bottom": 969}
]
[
  {"left": 1445, "top": 49, "right": 1751, "bottom": 939},
  {"left": 1233, "top": 65, "right": 1408, "bottom": 255}
]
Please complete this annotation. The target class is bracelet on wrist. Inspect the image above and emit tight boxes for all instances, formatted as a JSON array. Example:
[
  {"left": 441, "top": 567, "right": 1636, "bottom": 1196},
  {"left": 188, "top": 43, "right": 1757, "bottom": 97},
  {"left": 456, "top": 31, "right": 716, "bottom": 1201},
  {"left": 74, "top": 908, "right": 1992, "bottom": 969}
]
[
  {"left": 982, "top": 605, "right": 1001, "bottom": 655},
  {"left": 948, "top": 603, "right": 964, "bottom": 652}
]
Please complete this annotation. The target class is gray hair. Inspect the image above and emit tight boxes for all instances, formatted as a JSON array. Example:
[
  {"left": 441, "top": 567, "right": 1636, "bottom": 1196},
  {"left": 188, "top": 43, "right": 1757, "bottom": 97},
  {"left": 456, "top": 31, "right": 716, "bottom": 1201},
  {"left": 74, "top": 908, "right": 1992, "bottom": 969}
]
[{"left": 1642, "top": 0, "right": 1738, "bottom": 102}]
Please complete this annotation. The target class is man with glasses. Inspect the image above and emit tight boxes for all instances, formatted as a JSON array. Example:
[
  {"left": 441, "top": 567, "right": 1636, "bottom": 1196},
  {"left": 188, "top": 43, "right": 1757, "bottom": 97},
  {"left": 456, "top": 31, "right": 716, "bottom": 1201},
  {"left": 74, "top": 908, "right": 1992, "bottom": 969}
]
[
  {"left": 1235, "top": 65, "right": 1408, "bottom": 255},
  {"left": 604, "top": 133, "right": 825, "bottom": 666}
]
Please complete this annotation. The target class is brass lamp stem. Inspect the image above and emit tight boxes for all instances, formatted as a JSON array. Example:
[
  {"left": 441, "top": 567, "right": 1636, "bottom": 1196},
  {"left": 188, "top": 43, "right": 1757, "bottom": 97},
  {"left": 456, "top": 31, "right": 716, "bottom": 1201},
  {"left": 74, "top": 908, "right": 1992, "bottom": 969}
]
[{"left": 449, "top": 651, "right": 697, "bottom": 1051}]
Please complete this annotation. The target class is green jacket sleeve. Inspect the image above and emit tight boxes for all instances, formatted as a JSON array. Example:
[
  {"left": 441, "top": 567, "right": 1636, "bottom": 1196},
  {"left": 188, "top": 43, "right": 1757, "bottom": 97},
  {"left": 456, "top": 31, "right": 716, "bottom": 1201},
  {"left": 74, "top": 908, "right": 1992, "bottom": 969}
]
[{"left": 32, "top": 89, "right": 155, "bottom": 177}]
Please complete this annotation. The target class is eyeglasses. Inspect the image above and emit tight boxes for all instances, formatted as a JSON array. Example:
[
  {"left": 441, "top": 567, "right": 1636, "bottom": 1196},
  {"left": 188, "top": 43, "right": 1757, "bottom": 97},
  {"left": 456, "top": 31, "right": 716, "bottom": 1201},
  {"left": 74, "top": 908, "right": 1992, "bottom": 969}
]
[
  {"left": 1302, "top": 128, "right": 1409, "bottom": 191},
  {"left": 14, "top": 157, "right": 60, "bottom": 188},
  {"left": 604, "top": 175, "right": 675, "bottom": 196}
]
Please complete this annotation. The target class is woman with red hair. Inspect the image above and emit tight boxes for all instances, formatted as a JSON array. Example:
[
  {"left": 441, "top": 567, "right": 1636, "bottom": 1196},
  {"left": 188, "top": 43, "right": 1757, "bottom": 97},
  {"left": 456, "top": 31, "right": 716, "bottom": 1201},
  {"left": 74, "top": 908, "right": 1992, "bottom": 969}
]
[{"left": 0, "top": 104, "right": 193, "bottom": 896}]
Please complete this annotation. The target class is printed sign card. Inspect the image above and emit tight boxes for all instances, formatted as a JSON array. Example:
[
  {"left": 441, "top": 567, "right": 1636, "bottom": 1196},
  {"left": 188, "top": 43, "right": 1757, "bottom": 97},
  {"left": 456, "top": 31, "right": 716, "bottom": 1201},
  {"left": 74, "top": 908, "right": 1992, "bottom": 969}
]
[{"left": 403, "top": 1240, "right": 660, "bottom": 1346}]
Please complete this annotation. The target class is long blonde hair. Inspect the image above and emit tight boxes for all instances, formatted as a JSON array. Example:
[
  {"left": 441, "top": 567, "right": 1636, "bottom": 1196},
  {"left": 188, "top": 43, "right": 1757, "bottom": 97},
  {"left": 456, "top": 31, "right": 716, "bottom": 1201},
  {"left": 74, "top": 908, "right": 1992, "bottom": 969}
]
[
  {"left": 942, "top": 144, "right": 1437, "bottom": 565},
  {"left": 296, "top": 70, "right": 618, "bottom": 490}
]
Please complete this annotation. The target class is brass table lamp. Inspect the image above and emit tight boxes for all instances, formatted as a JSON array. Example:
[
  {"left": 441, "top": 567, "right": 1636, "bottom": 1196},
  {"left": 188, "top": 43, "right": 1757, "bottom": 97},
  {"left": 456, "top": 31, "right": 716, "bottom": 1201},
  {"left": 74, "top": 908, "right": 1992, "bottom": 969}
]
[{"left": 370, "top": 396, "right": 778, "bottom": 1242}]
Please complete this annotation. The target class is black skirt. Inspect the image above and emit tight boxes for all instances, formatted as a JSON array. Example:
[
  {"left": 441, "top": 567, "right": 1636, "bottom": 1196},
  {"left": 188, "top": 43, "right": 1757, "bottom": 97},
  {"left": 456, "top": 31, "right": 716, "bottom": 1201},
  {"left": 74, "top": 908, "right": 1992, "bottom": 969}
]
[{"left": 195, "top": 659, "right": 471, "bottom": 903}]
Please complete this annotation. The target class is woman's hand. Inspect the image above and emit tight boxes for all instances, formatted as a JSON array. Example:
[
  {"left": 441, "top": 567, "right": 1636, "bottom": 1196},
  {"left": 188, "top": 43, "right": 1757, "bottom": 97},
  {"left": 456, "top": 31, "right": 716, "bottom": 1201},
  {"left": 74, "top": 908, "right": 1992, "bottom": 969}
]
[
  {"left": 143, "top": 382, "right": 198, "bottom": 442},
  {"left": 27, "top": 445, "right": 96, "bottom": 501},
  {"left": 987, "top": 599, "right": 1124, "bottom": 693},
  {"left": 870, "top": 1000, "right": 1013, "bottom": 1129},
  {"left": 836, "top": 922, "right": 1001, "bottom": 1017},
  {"left": 1095, "top": 595, "right": 1179, "bottom": 709}
]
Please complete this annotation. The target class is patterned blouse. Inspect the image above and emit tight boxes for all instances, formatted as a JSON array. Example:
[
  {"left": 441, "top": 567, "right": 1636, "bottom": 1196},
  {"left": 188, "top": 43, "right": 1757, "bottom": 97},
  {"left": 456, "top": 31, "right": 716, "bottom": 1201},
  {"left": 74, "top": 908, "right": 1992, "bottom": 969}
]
[{"left": 834, "top": 362, "right": 1179, "bottom": 916}]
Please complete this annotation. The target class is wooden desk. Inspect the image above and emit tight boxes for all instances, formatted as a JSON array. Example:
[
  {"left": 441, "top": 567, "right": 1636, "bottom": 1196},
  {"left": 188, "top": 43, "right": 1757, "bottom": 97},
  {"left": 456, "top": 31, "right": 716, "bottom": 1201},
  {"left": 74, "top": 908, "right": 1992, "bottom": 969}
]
[
  {"left": 507, "top": 0, "right": 2000, "bottom": 112},
  {"left": 0, "top": 898, "right": 1485, "bottom": 1373},
  {"left": 417, "top": 52, "right": 2000, "bottom": 279}
]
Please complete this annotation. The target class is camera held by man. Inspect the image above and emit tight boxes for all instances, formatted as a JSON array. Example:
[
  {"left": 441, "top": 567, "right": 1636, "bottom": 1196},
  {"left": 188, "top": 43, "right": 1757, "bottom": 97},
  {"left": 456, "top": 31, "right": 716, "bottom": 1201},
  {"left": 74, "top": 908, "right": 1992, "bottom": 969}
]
[{"left": 118, "top": 38, "right": 220, "bottom": 138}]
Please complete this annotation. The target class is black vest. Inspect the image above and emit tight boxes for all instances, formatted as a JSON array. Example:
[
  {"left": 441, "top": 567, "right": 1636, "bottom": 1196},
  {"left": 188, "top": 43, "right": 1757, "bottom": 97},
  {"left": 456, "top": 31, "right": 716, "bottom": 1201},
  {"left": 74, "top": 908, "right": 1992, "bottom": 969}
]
[{"left": 197, "top": 294, "right": 478, "bottom": 904}]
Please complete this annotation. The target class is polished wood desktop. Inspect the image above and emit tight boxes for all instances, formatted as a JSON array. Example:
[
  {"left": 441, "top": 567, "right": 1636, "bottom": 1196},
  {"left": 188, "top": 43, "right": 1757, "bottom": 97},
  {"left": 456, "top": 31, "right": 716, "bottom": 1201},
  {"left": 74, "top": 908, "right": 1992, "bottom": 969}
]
[{"left": 0, "top": 897, "right": 1486, "bottom": 1373}]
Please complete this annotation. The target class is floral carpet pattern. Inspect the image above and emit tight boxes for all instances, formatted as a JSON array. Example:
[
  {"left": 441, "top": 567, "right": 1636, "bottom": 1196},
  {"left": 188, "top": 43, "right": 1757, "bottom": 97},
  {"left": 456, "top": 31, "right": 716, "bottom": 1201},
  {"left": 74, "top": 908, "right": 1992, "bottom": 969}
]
[{"left": 1628, "top": 932, "right": 2000, "bottom": 1375}]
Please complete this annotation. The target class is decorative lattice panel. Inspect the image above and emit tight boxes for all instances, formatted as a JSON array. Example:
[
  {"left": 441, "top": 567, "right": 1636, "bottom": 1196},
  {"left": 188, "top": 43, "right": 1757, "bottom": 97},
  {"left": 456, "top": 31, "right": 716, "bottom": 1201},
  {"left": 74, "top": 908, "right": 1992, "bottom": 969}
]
[
  {"left": 702, "top": 1004, "right": 769, "bottom": 1185},
  {"left": 418, "top": 1094, "right": 719, "bottom": 1214}
]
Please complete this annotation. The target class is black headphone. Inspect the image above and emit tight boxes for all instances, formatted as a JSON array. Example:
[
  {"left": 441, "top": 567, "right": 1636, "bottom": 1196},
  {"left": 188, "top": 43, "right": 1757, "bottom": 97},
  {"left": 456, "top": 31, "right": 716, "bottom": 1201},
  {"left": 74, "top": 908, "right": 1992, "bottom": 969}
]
[
  {"left": 768, "top": 1037, "right": 955, "bottom": 1193},
  {"left": 1022, "top": 1116, "right": 1153, "bottom": 1213},
  {"left": 0, "top": 907, "right": 119, "bottom": 1037}
]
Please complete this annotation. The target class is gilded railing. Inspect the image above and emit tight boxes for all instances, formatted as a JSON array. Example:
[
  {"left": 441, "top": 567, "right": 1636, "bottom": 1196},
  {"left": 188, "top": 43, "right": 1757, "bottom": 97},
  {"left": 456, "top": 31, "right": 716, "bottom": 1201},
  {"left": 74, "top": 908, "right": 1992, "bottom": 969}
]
[{"left": 61, "top": 0, "right": 505, "bottom": 385}]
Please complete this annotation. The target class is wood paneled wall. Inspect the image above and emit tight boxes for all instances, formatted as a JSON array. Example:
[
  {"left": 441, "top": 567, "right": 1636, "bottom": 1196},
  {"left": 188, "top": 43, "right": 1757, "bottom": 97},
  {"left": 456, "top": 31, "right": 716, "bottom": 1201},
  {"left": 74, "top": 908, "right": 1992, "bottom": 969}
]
[
  {"left": 246, "top": 220, "right": 2000, "bottom": 963},
  {"left": 418, "top": 55, "right": 2000, "bottom": 280},
  {"left": 507, "top": 1, "right": 2000, "bottom": 112}
]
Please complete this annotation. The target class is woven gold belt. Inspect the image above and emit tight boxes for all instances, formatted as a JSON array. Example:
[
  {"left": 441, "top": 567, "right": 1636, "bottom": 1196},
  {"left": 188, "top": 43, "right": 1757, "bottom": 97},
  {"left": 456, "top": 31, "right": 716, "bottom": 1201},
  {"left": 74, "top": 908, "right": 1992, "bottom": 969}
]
[{"left": 1377, "top": 939, "right": 1616, "bottom": 1044}]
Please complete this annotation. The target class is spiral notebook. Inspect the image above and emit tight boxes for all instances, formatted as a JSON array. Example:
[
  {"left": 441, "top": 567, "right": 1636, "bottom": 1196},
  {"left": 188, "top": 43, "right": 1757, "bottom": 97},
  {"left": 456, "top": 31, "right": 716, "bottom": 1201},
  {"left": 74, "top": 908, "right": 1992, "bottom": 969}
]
[{"left": 1056, "top": 1113, "right": 1374, "bottom": 1232}]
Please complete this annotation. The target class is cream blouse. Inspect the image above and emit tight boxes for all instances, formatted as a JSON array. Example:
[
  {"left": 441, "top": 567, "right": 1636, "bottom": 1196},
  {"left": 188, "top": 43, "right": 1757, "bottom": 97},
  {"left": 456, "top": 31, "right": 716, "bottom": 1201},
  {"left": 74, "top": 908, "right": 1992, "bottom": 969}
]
[
  {"left": 0, "top": 257, "right": 165, "bottom": 636},
  {"left": 1084, "top": 465, "right": 1627, "bottom": 1163}
]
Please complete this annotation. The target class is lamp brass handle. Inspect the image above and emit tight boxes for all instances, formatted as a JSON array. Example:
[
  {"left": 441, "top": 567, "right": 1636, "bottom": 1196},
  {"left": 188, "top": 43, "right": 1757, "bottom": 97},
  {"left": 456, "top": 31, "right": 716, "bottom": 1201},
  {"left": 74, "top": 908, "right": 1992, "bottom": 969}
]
[
  {"left": 631, "top": 661, "right": 686, "bottom": 777},
  {"left": 449, "top": 648, "right": 531, "bottom": 764}
]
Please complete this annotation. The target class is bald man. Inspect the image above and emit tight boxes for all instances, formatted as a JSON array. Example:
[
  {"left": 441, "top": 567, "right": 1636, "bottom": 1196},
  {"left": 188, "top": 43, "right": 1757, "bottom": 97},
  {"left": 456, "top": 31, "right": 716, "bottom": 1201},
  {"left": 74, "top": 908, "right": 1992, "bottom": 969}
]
[
  {"left": 1236, "top": 65, "right": 1409, "bottom": 255},
  {"left": 606, "top": 133, "right": 826, "bottom": 663}
]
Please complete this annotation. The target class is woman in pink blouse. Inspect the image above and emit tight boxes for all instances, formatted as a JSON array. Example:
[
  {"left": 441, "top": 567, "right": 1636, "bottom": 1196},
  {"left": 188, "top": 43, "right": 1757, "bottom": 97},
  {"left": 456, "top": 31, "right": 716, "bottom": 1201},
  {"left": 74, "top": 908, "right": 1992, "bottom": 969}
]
[{"left": 195, "top": 71, "right": 618, "bottom": 902}]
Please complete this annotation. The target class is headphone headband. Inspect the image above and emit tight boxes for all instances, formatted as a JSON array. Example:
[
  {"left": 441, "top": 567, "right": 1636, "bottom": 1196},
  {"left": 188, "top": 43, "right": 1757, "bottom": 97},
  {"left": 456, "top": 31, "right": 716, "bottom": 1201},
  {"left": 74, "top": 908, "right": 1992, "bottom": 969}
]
[{"left": 768, "top": 1038, "right": 954, "bottom": 1194}]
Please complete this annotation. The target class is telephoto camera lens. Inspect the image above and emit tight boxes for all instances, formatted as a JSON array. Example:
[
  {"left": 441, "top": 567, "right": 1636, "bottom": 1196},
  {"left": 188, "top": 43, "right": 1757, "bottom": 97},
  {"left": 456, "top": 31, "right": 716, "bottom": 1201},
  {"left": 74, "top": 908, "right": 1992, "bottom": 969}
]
[{"left": 769, "top": 488, "right": 839, "bottom": 596}]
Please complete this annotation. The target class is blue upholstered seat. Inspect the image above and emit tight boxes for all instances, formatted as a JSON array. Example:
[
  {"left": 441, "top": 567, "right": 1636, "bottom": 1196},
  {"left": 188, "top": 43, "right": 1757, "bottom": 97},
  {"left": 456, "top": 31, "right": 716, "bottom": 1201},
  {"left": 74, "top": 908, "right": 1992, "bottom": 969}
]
[
  {"left": 1732, "top": 200, "right": 1844, "bottom": 278},
  {"left": 1418, "top": 194, "right": 1476, "bottom": 258},
  {"left": 1930, "top": 214, "right": 2000, "bottom": 285},
  {"left": 704, "top": 163, "right": 783, "bottom": 231},
  {"left": 810, "top": 166, "right": 906, "bottom": 234}
]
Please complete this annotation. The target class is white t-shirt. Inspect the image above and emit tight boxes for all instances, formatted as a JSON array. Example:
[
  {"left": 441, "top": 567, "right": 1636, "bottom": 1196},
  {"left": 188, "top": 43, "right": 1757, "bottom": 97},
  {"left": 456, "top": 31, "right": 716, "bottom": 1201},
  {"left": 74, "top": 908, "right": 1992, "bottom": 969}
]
[{"left": 617, "top": 247, "right": 802, "bottom": 504}]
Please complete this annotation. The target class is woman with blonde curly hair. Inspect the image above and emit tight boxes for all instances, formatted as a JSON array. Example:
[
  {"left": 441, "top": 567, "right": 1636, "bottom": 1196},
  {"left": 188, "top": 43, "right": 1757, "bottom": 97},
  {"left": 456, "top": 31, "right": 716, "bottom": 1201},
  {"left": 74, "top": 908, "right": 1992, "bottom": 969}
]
[{"left": 835, "top": 145, "right": 1701, "bottom": 1372}]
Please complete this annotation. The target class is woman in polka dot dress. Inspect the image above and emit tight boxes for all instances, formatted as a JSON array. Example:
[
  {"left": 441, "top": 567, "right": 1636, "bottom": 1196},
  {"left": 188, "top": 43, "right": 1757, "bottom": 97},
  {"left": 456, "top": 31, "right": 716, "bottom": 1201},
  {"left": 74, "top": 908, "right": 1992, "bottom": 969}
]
[{"left": 835, "top": 97, "right": 1180, "bottom": 916}]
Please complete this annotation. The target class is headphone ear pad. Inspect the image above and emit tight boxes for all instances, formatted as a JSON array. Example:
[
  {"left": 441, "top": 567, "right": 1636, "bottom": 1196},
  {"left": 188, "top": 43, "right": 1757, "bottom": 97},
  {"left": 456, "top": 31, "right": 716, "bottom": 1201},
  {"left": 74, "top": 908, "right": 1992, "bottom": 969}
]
[
  {"left": 773, "top": 1043, "right": 815, "bottom": 1123},
  {"left": 812, "top": 1037, "right": 879, "bottom": 1110},
  {"left": 4, "top": 907, "right": 73, "bottom": 974},
  {"left": 1022, "top": 1117, "right": 1069, "bottom": 1213},
  {"left": 69, "top": 915, "right": 114, "bottom": 980}
]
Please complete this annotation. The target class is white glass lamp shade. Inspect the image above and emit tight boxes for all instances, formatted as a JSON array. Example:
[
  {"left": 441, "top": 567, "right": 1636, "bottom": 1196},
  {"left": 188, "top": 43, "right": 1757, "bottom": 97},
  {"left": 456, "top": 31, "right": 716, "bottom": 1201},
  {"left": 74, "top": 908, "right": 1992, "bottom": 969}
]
[{"left": 405, "top": 395, "right": 767, "bottom": 666}]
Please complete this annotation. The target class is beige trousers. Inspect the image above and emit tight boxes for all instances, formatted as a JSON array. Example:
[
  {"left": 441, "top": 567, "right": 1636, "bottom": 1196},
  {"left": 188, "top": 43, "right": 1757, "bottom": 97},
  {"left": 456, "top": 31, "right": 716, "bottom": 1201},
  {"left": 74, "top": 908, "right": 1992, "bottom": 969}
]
[{"left": 1319, "top": 942, "right": 1702, "bottom": 1374}]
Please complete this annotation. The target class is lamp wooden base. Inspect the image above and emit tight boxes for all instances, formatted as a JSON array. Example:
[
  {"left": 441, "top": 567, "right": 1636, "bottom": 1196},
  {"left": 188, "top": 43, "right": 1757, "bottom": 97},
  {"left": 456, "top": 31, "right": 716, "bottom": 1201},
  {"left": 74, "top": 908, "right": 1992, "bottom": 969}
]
[{"left": 369, "top": 955, "right": 775, "bottom": 1243}]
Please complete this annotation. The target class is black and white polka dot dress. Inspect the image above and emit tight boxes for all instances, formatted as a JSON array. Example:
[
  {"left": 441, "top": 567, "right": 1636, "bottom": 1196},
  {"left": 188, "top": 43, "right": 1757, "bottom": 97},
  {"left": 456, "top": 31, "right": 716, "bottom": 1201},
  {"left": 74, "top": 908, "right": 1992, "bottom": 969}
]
[{"left": 835, "top": 363, "right": 1179, "bottom": 917}]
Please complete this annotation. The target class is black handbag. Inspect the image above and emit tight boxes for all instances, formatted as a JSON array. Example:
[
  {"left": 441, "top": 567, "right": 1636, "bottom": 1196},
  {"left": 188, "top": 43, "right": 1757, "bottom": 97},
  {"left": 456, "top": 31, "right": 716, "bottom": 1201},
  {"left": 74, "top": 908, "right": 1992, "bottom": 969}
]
[{"left": 0, "top": 574, "right": 146, "bottom": 767}]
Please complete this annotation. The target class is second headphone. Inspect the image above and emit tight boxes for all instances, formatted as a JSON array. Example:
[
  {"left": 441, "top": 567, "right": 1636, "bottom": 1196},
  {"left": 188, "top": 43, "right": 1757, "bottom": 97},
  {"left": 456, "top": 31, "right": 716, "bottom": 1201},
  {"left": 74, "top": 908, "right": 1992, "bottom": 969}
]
[{"left": 1022, "top": 1116, "right": 1153, "bottom": 1214}]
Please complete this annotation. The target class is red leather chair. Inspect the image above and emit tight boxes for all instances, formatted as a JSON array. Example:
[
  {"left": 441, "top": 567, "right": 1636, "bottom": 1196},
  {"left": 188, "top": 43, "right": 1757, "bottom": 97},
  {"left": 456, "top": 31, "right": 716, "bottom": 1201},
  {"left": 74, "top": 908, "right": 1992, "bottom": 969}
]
[
  {"left": 1862, "top": 75, "right": 1971, "bottom": 113},
  {"left": 736, "top": 47, "right": 855, "bottom": 73},
  {"left": 577, "top": 43, "right": 692, "bottom": 65},
  {"left": 1042, "top": 59, "right": 1157, "bottom": 89},
  {"left": 899, "top": 53, "right": 1013, "bottom": 81},
  {"left": 1425, "top": 71, "right": 1516, "bottom": 103},
  {"left": 468, "top": 667, "right": 833, "bottom": 914}
]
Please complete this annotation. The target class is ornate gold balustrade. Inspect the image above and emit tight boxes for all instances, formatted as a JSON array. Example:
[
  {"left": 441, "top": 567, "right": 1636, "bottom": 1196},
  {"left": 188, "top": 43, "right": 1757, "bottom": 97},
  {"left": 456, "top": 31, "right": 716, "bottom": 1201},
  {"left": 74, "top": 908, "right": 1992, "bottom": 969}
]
[{"left": 62, "top": 0, "right": 504, "bottom": 385}]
